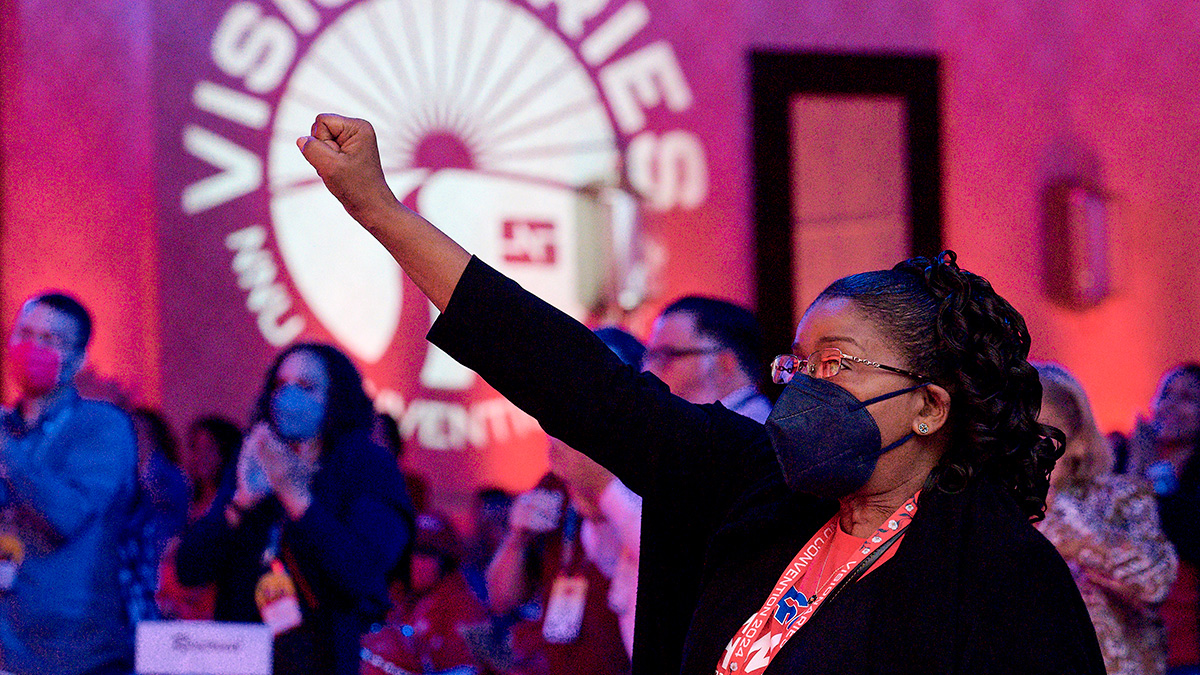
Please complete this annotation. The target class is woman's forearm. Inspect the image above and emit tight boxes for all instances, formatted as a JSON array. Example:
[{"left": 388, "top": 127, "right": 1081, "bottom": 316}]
[
  {"left": 485, "top": 529, "right": 534, "bottom": 615},
  {"left": 297, "top": 114, "right": 470, "bottom": 311},
  {"left": 355, "top": 199, "right": 470, "bottom": 312}
]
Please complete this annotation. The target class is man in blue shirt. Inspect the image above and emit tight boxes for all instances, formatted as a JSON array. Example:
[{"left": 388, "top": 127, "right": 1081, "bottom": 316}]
[
  {"left": 0, "top": 293, "right": 137, "bottom": 674},
  {"left": 641, "top": 296, "right": 772, "bottom": 423}
]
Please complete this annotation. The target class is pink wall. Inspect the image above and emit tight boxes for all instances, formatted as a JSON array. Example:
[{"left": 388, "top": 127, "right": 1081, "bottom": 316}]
[
  {"left": 1, "top": 0, "right": 161, "bottom": 406},
  {"left": 3, "top": 0, "right": 1199, "bottom": 460},
  {"left": 744, "top": 0, "right": 1200, "bottom": 432}
]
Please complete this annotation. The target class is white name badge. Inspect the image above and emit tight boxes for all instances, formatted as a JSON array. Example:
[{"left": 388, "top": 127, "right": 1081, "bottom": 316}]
[
  {"left": 260, "top": 596, "right": 303, "bottom": 636},
  {"left": 0, "top": 561, "right": 17, "bottom": 591},
  {"left": 135, "top": 621, "right": 272, "bottom": 675},
  {"left": 542, "top": 575, "right": 588, "bottom": 644}
]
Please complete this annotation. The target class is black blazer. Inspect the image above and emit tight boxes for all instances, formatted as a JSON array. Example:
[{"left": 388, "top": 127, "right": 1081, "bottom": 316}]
[{"left": 431, "top": 257, "right": 1104, "bottom": 675}]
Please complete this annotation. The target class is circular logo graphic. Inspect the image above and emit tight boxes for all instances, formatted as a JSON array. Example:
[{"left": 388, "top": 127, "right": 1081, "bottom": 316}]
[
  {"left": 268, "top": 0, "right": 620, "bottom": 369},
  {"left": 169, "top": 0, "right": 711, "bottom": 456}
]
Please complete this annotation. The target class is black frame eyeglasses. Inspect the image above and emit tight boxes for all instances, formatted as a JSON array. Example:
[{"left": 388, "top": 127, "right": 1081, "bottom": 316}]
[
  {"left": 770, "top": 347, "right": 926, "bottom": 384},
  {"left": 640, "top": 346, "right": 722, "bottom": 369}
]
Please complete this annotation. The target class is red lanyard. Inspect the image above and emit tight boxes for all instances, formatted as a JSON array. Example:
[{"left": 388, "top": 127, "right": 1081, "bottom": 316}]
[{"left": 715, "top": 492, "right": 919, "bottom": 675}]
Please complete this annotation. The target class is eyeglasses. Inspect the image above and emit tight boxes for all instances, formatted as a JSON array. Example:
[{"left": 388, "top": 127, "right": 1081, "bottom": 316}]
[
  {"left": 11, "top": 325, "right": 77, "bottom": 353},
  {"left": 640, "top": 346, "right": 722, "bottom": 369},
  {"left": 770, "top": 347, "right": 926, "bottom": 384}
]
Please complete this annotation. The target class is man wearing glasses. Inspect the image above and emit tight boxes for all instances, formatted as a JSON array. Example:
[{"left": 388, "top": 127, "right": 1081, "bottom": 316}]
[
  {"left": 0, "top": 293, "right": 137, "bottom": 675},
  {"left": 641, "top": 296, "right": 771, "bottom": 423}
]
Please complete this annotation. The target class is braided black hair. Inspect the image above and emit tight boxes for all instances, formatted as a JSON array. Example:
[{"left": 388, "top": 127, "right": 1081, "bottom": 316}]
[{"left": 818, "top": 251, "right": 1063, "bottom": 520}]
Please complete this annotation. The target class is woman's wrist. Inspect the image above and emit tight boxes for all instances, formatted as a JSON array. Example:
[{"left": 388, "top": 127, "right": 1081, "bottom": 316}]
[
  {"left": 223, "top": 502, "right": 244, "bottom": 528},
  {"left": 348, "top": 189, "right": 405, "bottom": 237},
  {"left": 230, "top": 491, "right": 259, "bottom": 513},
  {"left": 279, "top": 489, "right": 312, "bottom": 521},
  {"left": 503, "top": 527, "right": 536, "bottom": 548}
]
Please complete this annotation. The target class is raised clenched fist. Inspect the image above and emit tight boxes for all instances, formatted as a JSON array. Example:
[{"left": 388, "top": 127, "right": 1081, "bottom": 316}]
[{"left": 296, "top": 114, "right": 398, "bottom": 223}]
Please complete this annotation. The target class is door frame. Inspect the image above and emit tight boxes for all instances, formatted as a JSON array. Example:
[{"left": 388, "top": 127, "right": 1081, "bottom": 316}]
[{"left": 750, "top": 51, "right": 944, "bottom": 361}]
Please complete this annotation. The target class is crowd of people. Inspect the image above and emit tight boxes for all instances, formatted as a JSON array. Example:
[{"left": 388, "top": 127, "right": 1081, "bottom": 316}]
[
  {"left": 0, "top": 292, "right": 420, "bottom": 674},
  {"left": 4, "top": 116, "right": 1200, "bottom": 675},
  {"left": 0, "top": 285, "right": 774, "bottom": 675}
]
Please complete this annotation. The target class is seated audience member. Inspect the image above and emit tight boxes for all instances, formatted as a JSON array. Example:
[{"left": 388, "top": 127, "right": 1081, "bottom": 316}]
[
  {"left": 157, "top": 415, "right": 242, "bottom": 620},
  {"left": 1036, "top": 364, "right": 1178, "bottom": 675},
  {"left": 175, "top": 343, "right": 413, "bottom": 675},
  {"left": 183, "top": 415, "right": 242, "bottom": 521},
  {"left": 364, "top": 512, "right": 487, "bottom": 675},
  {"left": 131, "top": 408, "right": 190, "bottom": 559},
  {"left": 461, "top": 486, "right": 515, "bottom": 606},
  {"left": 1122, "top": 364, "right": 1200, "bottom": 674},
  {"left": 487, "top": 474, "right": 630, "bottom": 675},
  {"left": 0, "top": 292, "right": 138, "bottom": 673},
  {"left": 641, "top": 296, "right": 770, "bottom": 423}
]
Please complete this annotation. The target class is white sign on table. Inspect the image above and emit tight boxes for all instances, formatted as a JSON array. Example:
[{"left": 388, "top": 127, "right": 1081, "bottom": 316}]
[{"left": 135, "top": 621, "right": 272, "bottom": 675}]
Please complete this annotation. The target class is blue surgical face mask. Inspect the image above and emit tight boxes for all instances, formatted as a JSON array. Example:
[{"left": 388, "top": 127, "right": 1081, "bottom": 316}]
[
  {"left": 765, "top": 374, "right": 928, "bottom": 499},
  {"left": 270, "top": 383, "right": 325, "bottom": 442}
]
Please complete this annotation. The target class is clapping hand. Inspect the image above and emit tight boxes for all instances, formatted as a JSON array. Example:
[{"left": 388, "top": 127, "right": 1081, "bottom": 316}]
[
  {"left": 257, "top": 426, "right": 319, "bottom": 520},
  {"left": 509, "top": 488, "right": 564, "bottom": 535},
  {"left": 1083, "top": 569, "right": 1139, "bottom": 602},
  {"left": 232, "top": 423, "right": 273, "bottom": 511}
]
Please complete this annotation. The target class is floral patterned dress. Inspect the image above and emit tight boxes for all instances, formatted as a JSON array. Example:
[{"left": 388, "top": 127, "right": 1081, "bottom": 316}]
[{"left": 1039, "top": 474, "right": 1179, "bottom": 675}]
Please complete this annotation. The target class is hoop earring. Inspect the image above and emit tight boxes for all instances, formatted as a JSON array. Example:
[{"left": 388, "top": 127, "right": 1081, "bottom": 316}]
[{"left": 917, "top": 422, "right": 930, "bottom": 435}]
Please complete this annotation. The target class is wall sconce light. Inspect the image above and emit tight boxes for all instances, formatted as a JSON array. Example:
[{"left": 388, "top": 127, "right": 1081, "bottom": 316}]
[{"left": 1042, "top": 179, "right": 1113, "bottom": 309}]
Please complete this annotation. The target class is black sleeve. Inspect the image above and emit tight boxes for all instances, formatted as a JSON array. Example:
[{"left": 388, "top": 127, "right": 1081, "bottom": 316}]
[
  {"left": 174, "top": 467, "right": 238, "bottom": 586},
  {"left": 285, "top": 439, "right": 412, "bottom": 620},
  {"left": 1158, "top": 488, "right": 1200, "bottom": 562},
  {"left": 428, "top": 257, "right": 777, "bottom": 517}
]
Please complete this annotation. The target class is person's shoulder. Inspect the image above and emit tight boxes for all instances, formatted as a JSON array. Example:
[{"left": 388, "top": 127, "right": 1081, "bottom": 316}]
[
  {"left": 925, "top": 478, "right": 1062, "bottom": 564},
  {"left": 733, "top": 392, "right": 772, "bottom": 425},
  {"left": 71, "top": 396, "right": 136, "bottom": 442},
  {"left": 74, "top": 394, "right": 124, "bottom": 413},
  {"left": 73, "top": 395, "right": 131, "bottom": 424},
  {"left": 328, "top": 428, "right": 406, "bottom": 488},
  {"left": 1092, "top": 472, "right": 1151, "bottom": 500},
  {"left": 52, "top": 396, "right": 138, "bottom": 477},
  {"left": 960, "top": 482, "right": 1083, "bottom": 591},
  {"left": 915, "top": 481, "right": 1085, "bottom": 628},
  {"left": 920, "top": 480, "right": 1105, "bottom": 672}
]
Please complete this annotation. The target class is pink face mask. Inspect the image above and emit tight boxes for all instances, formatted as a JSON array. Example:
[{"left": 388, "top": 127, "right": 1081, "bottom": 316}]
[{"left": 7, "top": 341, "right": 62, "bottom": 397}]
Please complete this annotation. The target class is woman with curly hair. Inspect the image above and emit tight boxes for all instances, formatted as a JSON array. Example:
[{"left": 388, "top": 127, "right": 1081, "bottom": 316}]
[
  {"left": 1035, "top": 363, "right": 1177, "bottom": 674},
  {"left": 175, "top": 343, "right": 414, "bottom": 675},
  {"left": 296, "top": 114, "right": 1103, "bottom": 675}
]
